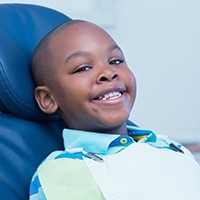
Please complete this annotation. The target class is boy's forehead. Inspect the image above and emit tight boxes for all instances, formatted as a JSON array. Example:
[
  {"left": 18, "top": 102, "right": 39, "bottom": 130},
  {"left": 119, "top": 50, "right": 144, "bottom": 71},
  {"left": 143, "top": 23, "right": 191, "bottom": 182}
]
[{"left": 46, "top": 20, "right": 118, "bottom": 61}]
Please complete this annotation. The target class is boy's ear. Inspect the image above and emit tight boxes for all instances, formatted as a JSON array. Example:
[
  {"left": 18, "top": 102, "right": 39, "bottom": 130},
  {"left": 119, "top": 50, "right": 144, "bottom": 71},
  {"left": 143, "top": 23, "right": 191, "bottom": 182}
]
[{"left": 34, "top": 86, "right": 58, "bottom": 114}]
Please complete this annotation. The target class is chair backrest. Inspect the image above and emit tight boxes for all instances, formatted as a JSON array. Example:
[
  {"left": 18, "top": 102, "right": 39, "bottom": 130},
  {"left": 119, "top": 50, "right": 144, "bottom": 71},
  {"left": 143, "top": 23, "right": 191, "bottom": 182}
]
[{"left": 0, "top": 4, "right": 71, "bottom": 200}]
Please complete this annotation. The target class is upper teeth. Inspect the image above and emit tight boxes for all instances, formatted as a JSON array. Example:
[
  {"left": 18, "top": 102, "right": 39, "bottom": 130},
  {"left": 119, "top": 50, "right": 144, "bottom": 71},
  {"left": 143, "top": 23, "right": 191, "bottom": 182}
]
[{"left": 98, "top": 91, "right": 122, "bottom": 100}]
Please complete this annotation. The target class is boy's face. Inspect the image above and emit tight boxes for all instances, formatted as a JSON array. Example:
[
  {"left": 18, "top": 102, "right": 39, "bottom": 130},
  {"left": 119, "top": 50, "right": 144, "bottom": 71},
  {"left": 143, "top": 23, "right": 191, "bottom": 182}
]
[{"left": 43, "top": 22, "right": 136, "bottom": 134}]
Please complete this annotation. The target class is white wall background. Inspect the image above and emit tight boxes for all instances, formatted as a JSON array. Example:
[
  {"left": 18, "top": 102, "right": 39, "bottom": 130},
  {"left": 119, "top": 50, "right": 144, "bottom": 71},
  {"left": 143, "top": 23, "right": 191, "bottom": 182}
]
[{"left": 1, "top": 0, "right": 200, "bottom": 142}]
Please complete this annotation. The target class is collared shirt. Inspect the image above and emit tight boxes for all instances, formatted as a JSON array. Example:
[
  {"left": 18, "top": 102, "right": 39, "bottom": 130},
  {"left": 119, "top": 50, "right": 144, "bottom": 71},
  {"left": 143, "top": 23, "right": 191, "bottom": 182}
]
[
  {"left": 29, "top": 125, "right": 198, "bottom": 200},
  {"left": 62, "top": 125, "right": 182, "bottom": 156}
]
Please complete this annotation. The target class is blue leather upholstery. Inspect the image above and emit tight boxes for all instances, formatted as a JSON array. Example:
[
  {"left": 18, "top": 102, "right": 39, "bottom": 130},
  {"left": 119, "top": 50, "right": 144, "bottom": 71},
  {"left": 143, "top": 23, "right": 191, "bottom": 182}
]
[
  {"left": 0, "top": 4, "right": 71, "bottom": 200},
  {"left": 0, "top": 3, "right": 71, "bottom": 121},
  {"left": 0, "top": 114, "right": 65, "bottom": 199}
]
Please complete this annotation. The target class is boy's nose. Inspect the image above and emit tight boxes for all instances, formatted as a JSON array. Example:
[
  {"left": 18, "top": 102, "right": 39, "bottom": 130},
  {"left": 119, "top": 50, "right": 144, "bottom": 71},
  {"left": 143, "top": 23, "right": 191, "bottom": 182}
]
[{"left": 96, "top": 67, "right": 118, "bottom": 83}]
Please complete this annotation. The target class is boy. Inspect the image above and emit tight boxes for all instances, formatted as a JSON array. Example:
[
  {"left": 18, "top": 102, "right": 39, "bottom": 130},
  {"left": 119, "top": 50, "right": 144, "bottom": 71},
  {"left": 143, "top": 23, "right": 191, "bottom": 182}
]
[{"left": 29, "top": 20, "right": 200, "bottom": 200}]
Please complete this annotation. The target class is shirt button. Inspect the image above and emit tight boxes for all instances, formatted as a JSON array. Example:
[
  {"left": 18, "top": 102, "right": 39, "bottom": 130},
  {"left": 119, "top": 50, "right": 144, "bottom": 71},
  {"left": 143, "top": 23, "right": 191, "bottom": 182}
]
[{"left": 120, "top": 138, "right": 128, "bottom": 145}]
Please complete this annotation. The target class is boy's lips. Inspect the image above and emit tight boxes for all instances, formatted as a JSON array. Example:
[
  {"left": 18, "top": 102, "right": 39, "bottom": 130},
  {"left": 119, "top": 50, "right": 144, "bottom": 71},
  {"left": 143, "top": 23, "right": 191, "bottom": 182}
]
[{"left": 91, "top": 87, "right": 127, "bottom": 104}]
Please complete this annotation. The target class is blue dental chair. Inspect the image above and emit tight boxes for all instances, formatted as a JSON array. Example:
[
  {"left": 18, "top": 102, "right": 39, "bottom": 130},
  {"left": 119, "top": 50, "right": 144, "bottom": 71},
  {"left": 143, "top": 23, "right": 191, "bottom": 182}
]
[{"left": 0, "top": 4, "right": 71, "bottom": 199}]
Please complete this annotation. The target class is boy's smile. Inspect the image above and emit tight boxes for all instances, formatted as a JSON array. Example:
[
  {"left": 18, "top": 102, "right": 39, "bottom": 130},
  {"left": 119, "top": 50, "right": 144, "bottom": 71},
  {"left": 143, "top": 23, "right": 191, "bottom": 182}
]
[
  {"left": 90, "top": 85, "right": 126, "bottom": 104},
  {"left": 36, "top": 21, "right": 137, "bottom": 135}
]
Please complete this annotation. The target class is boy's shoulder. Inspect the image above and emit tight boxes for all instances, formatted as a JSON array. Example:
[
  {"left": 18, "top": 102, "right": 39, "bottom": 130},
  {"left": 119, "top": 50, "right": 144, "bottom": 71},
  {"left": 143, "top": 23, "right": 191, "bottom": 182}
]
[
  {"left": 38, "top": 149, "right": 85, "bottom": 169},
  {"left": 156, "top": 134, "right": 194, "bottom": 157},
  {"left": 30, "top": 149, "right": 103, "bottom": 200},
  {"left": 128, "top": 125, "right": 194, "bottom": 158}
]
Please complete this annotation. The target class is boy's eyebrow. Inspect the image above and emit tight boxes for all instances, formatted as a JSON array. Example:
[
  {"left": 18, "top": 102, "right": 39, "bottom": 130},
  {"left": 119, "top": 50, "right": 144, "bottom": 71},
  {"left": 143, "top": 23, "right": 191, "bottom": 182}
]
[
  {"left": 65, "top": 44, "right": 122, "bottom": 64},
  {"left": 65, "top": 51, "right": 90, "bottom": 64},
  {"left": 107, "top": 44, "right": 122, "bottom": 52}
]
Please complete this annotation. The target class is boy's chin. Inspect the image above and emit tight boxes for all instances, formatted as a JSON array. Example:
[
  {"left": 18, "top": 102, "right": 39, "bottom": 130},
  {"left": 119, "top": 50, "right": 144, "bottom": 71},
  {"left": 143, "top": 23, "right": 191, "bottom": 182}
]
[
  {"left": 106, "top": 111, "right": 130, "bottom": 124},
  {"left": 96, "top": 116, "right": 129, "bottom": 134}
]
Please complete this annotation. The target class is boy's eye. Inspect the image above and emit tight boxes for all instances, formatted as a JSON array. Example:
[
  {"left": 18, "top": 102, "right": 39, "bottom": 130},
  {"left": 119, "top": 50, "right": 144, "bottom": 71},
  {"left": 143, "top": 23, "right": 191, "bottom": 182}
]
[
  {"left": 109, "top": 59, "right": 124, "bottom": 65},
  {"left": 73, "top": 66, "right": 92, "bottom": 73}
]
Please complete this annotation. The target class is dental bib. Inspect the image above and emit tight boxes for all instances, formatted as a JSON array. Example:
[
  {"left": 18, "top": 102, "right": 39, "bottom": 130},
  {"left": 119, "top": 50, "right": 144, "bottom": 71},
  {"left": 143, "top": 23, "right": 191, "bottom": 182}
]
[{"left": 83, "top": 143, "right": 200, "bottom": 200}]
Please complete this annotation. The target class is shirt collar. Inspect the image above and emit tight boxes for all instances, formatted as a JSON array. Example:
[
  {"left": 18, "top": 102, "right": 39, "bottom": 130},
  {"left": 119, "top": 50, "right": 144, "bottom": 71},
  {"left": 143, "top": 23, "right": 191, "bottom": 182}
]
[{"left": 63, "top": 125, "right": 157, "bottom": 154}]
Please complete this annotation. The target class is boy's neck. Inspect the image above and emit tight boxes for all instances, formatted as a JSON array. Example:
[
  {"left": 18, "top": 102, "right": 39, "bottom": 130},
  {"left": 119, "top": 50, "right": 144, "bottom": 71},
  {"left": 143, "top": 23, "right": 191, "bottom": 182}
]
[
  {"left": 66, "top": 122, "right": 128, "bottom": 135},
  {"left": 97, "top": 123, "right": 128, "bottom": 135}
]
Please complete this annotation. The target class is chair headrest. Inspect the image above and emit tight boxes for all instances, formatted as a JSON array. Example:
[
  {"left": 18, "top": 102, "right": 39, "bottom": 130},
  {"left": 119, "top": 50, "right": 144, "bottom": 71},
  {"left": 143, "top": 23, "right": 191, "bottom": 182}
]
[{"left": 0, "top": 4, "right": 71, "bottom": 121}]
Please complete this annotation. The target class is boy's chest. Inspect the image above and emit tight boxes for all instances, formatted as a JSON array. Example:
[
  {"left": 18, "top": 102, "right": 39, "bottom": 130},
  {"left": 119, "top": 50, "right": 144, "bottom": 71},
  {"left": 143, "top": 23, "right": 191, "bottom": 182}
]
[
  {"left": 38, "top": 142, "right": 200, "bottom": 200},
  {"left": 83, "top": 143, "right": 200, "bottom": 200}
]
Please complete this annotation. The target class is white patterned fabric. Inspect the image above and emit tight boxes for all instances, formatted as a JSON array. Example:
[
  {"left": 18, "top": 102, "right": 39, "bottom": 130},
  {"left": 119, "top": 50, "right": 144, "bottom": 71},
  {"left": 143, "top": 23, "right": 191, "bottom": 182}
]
[{"left": 84, "top": 143, "right": 200, "bottom": 200}]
